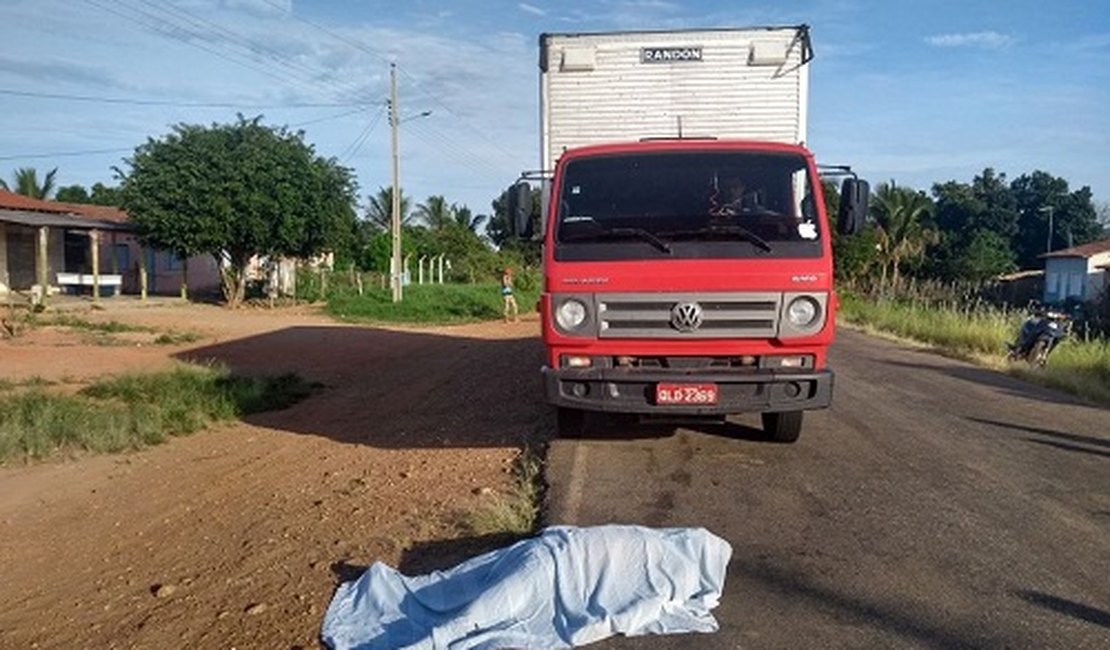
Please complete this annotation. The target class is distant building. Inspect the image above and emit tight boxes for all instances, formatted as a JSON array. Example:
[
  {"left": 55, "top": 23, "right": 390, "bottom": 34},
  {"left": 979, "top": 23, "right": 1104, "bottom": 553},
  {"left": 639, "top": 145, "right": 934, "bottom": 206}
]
[
  {"left": 1041, "top": 238, "right": 1110, "bottom": 304},
  {"left": 0, "top": 190, "right": 220, "bottom": 299}
]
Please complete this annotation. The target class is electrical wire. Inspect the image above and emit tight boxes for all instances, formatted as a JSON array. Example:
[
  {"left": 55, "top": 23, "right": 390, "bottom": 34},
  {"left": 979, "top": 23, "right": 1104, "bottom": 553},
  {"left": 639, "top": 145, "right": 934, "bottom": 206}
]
[
  {"left": 255, "top": 0, "right": 527, "bottom": 169},
  {"left": 291, "top": 105, "right": 380, "bottom": 128},
  {"left": 0, "top": 108, "right": 378, "bottom": 165},
  {"left": 80, "top": 0, "right": 370, "bottom": 107},
  {"left": 0, "top": 88, "right": 366, "bottom": 109},
  {"left": 339, "top": 109, "right": 386, "bottom": 162},
  {"left": 0, "top": 147, "right": 134, "bottom": 161},
  {"left": 125, "top": 0, "right": 371, "bottom": 103}
]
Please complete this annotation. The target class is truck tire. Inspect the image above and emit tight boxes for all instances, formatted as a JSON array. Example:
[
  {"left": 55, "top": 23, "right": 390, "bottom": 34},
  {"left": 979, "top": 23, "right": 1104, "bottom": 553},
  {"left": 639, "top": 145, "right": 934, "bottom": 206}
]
[
  {"left": 556, "top": 407, "right": 586, "bottom": 438},
  {"left": 762, "top": 410, "right": 803, "bottom": 443}
]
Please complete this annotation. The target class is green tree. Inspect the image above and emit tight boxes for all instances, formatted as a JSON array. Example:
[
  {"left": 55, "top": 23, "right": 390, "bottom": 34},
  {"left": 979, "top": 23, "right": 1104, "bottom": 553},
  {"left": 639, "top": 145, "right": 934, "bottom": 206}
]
[
  {"left": 946, "top": 229, "right": 1016, "bottom": 282},
  {"left": 928, "top": 169, "right": 1019, "bottom": 280},
  {"left": 870, "top": 181, "right": 935, "bottom": 288},
  {"left": 414, "top": 195, "right": 454, "bottom": 230},
  {"left": 54, "top": 182, "right": 123, "bottom": 206},
  {"left": 453, "top": 203, "right": 487, "bottom": 234},
  {"left": 120, "top": 115, "right": 358, "bottom": 307},
  {"left": 1011, "top": 171, "right": 1101, "bottom": 268},
  {"left": 365, "top": 186, "right": 412, "bottom": 231},
  {"left": 89, "top": 182, "right": 122, "bottom": 206},
  {"left": 1, "top": 167, "right": 58, "bottom": 199},
  {"left": 55, "top": 184, "right": 91, "bottom": 203}
]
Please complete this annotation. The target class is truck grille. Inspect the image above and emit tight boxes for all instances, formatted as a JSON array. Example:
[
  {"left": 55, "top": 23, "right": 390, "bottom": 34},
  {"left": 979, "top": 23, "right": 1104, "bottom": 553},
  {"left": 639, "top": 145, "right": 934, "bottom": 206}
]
[{"left": 597, "top": 292, "right": 781, "bottom": 339}]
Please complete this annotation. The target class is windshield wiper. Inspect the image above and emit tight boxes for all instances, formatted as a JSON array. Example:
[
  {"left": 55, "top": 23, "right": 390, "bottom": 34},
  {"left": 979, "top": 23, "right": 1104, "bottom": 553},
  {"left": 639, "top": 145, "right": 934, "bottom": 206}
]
[
  {"left": 562, "top": 226, "right": 673, "bottom": 254},
  {"left": 662, "top": 224, "right": 773, "bottom": 253}
]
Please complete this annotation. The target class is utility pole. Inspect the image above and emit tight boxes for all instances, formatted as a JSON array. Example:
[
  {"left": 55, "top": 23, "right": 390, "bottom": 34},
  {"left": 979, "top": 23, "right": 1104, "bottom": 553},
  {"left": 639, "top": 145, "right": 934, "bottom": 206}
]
[
  {"left": 1041, "top": 206, "right": 1055, "bottom": 254},
  {"left": 389, "top": 63, "right": 403, "bottom": 302}
]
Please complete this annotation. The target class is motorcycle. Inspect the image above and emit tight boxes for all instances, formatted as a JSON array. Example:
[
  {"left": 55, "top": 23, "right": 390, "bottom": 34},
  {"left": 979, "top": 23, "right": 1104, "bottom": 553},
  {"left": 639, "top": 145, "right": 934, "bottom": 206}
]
[{"left": 1007, "top": 307, "right": 1070, "bottom": 367}]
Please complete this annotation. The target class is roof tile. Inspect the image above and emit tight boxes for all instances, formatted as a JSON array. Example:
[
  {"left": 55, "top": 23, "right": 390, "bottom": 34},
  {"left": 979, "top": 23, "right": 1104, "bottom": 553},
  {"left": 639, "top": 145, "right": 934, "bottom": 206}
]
[{"left": 0, "top": 189, "right": 128, "bottom": 223}]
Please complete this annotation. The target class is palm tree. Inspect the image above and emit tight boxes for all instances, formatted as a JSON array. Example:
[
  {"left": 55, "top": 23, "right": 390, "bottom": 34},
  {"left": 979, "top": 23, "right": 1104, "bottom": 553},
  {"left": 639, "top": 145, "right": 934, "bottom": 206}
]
[
  {"left": 871, "top": 181, "right": 936, "bottom": 288},
  {"left": 365, "top": 186, "right": 412, "bottom": 231},
  {"left": 414, "top": 195, "right": 454, "bottom": 230},
  {"left": 452, "top": 203, "right": 488, "bottom": 233},
  {"left": 0, "top": 167, "right": 58, "bottom": 199}
]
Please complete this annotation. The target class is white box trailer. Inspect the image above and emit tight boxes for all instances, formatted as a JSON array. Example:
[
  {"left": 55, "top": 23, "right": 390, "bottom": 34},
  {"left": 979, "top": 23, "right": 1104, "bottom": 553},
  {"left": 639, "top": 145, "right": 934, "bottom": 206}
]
[{"left": 539, "top": 26, "right": 812, "bottom": 173}]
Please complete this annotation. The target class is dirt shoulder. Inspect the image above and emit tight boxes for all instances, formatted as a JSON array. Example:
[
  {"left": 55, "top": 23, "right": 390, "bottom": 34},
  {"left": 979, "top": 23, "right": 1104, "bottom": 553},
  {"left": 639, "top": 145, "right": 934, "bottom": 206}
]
[{"left": 0, "top": 302, "right": 547, "bottom": 649}]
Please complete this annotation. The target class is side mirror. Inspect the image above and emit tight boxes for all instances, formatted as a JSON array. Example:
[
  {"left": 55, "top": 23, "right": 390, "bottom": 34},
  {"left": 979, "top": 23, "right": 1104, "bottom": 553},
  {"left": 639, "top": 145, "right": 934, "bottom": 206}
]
[
  {"left": 837, "top": 178, "right": 869, "bottom": 236},
  {"left": 506, "top": 181, "right": 533, "bottom": 239}
]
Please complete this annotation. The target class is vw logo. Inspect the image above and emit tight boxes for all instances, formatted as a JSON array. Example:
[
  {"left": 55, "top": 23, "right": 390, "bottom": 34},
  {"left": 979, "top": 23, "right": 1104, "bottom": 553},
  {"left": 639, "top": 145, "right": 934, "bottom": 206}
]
[{"left": 670, "top": 302, "right": 704, "bottom": 332}]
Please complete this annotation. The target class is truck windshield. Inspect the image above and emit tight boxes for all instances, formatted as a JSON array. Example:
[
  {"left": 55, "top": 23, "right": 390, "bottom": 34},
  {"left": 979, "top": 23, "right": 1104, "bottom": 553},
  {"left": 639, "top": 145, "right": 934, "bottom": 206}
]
[{"left": 555, "top": 151, "right": 822, "bottom": 261}]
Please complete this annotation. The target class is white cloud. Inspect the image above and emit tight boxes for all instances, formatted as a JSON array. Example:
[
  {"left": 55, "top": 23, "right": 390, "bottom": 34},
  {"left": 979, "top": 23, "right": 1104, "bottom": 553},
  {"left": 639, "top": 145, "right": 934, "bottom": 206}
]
[
  {"left": 0, "top": 55, "right": 125, "bottom": 88},
  {"left": 618, "top": 0, "right": 681, "bottom": 10},
  {"left": 518, "top": 3, "right": 546, "bottom": 17},
  {"left": 221, "top": 0, "right": 291, "bottom": 17},
  {"left": 925, "top": 31, "right": 1016, "bottom": 49}
]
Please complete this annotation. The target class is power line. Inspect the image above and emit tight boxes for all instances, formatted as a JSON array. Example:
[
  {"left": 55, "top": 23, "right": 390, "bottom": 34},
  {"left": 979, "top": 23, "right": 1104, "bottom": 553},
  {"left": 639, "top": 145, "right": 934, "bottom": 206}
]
[
  {"left": 404, "top": 119, "right": 510, "bottom": 179},
  {"left": 125, "top": 0, "right": 372, "bottom": 103},
  {"left": 0, "top": 88, "right": 366, "bottom": 109},
  {"left": 291, "top": 105, "right": 380, "bottom": 128},
  {"left": 0, "top": 147, "right": 134, "bottom": 161},
  {"left": 80, "top": 0, "right": 371, "bottom": 107},
  {"left": 255, "top": 0, "right": 527, "bottom": 169},
  {"left": 339, "top": 109, "right": 386, "bottom": 162},
  {"left": 82, "top": 0, "right": 307, "bottom": 92},
  {"left": 0, "top": 108, "right": 378, "bottom": 165}
]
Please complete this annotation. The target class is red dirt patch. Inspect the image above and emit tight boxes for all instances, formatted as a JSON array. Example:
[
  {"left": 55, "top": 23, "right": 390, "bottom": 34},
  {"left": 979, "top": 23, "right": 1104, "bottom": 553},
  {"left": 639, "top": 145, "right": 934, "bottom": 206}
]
[{"left": 0, "top": 302, "right": 547, "bottom": 648}]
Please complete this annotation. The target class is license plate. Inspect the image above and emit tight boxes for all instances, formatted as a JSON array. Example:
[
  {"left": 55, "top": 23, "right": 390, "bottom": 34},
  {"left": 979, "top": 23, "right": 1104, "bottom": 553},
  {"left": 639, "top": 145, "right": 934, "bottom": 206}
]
[{"left": 656, "top": 383, "right": 719, "bottom": 405}]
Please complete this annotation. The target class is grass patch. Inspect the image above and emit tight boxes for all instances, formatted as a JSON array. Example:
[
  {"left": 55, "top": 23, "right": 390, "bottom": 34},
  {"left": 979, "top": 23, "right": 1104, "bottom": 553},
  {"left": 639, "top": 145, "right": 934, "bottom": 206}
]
[
  {"left": 461, "top": 447, "right": 544, "bottom": 536},
  {"left": 326, "top": 283, "right": 538, "bottom": 326},
  {"left": 153, "top": 331, "right": 203, "bottom": 345},
  {"left": 0, "top": 365, "right": 318, "bottom": 463},
  {"left": 20, "top": 313, "right": 203, "bottom": 346},
  {"left": 0, "top": 377, "right": 57, "bottom": 392},
  {"left": 838, "top": 291, "right": 1110, "bottom": 404},
  {"left": 1017, "top": 339, "right": 1110, "bottom": 404},
  {"left": 43, "top": 314, "right": 156, "bottom": 334},
  {"left": 837, "top": 292, "right": 1018, "bottom": 357}
]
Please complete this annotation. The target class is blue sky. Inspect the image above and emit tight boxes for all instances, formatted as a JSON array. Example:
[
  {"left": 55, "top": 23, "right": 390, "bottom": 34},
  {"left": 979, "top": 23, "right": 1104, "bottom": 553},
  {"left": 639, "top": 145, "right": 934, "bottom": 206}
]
[{"left": 1, "top": 0, "right": 1108, "bottom": 218}]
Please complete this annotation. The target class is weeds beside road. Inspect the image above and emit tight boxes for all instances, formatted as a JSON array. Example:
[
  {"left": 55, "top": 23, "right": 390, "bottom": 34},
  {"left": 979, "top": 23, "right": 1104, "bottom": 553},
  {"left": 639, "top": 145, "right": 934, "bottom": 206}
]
[
  {"left": 326, "top": 283, "right": 539, "bottom": 326},
  {"left": 0, "top": 364, "right": 316, "bottom": 463},
  {"left": 838, "top": 291, "right": 1110, "bottom": 404}
]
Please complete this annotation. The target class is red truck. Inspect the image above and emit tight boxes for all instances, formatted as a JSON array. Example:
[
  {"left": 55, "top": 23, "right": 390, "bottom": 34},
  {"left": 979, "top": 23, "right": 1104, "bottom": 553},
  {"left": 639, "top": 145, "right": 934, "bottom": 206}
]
[{"left": 508, "top": 26, "right": 867, "bottom": 442}]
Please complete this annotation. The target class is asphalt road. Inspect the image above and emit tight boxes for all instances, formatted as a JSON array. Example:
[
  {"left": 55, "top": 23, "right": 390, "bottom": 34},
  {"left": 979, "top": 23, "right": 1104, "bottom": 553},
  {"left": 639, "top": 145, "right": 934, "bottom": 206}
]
[{"left": 545, "top": 328, "right": 1110, "bottom": 650}]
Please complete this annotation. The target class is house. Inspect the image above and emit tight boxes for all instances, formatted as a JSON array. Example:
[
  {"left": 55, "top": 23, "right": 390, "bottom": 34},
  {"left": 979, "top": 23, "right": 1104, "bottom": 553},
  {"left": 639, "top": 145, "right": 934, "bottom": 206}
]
[
  {"left": 0, "top": 190, "right": 221, "bottom": 300},
  {"left": 1041, "top": 238, "right": 1110, "bottom": 304}
]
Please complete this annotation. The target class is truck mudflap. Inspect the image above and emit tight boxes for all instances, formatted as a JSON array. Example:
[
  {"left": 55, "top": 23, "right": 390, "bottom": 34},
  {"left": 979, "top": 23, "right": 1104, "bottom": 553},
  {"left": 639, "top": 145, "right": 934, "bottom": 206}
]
[{"left": 543, "top": 367, "right": 833, "bottom": 415}]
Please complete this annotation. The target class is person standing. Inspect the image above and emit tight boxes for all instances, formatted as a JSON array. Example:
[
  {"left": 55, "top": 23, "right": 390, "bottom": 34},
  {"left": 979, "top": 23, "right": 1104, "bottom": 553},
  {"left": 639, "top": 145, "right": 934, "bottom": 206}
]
[{"left": 501, "top": 267, "right": 519, "bottom": 322}]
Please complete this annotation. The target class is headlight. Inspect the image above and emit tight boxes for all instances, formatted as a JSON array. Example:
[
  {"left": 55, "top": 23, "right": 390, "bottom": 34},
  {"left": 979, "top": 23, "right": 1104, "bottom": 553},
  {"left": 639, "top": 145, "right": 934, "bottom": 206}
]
[
  {"left": 556, "top": 299, "right": 588, "bottom": 330},
  {"left": 786, "top": 296, "right": 820, "bottom": 328}
]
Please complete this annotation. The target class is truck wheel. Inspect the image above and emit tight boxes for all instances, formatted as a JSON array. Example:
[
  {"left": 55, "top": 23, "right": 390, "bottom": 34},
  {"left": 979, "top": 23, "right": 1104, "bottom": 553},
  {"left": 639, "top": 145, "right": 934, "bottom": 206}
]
[
  {"left": 556, "top": 407, "right": 586, "bottom": 438},
  {"left": 762, "top": 410, "right": 803, "bottom": 443}
]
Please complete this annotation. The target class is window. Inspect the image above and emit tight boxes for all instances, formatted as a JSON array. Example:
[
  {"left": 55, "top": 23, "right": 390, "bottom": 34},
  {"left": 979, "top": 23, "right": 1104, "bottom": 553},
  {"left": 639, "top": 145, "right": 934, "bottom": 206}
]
[
  {"left": 165, "top": 252, "right": 182, "bottom": 271},
  {"left": 555, "top": 150, "right": 822, "bottom": 262},
  {"left": 1045, "top": 272, "right": 1059, "bottom": 297},
  {"left": 114, "top": 244, "right": 131, "bottom": 271},
  {"left": 1067, "top": 272, "right": 1084, "bottom": 298}
]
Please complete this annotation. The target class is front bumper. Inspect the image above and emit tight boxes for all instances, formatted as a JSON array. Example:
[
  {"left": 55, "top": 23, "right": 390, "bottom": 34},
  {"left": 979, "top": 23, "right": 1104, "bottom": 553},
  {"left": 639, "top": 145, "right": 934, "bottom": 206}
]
[{"left": 543, "top": 366, "right": 833, "bottom": 415}]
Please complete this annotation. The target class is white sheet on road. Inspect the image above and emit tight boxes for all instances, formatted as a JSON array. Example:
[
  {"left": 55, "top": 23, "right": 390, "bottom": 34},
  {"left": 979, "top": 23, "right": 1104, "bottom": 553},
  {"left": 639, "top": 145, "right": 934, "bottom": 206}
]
[{"left": 321, "top": 525, "right": 732, "bottom": 650}]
